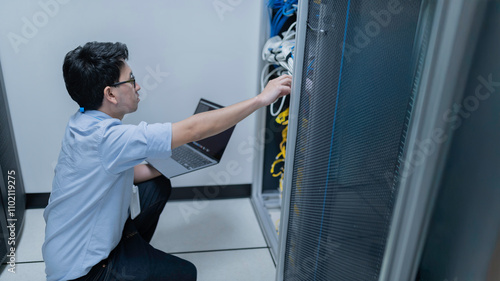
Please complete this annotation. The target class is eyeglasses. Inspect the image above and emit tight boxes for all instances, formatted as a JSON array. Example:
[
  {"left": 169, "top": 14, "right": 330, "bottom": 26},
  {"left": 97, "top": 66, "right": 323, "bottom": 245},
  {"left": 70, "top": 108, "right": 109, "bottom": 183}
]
[{"left": 111, "top": 75, "right": 136, "bottom": 88}]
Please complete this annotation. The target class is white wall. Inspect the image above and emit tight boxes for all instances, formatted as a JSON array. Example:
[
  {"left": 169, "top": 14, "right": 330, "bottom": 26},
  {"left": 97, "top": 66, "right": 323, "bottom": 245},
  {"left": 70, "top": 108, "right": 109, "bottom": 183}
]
[{"left": 0, "top": 0, "right": 265, "bottom": 193}]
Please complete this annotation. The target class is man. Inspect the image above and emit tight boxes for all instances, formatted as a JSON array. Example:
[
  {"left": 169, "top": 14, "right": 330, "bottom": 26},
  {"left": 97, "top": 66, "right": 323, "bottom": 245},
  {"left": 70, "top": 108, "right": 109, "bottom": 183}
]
[{"left": 42, "top": 41, "right": 292, "bottom": 280}]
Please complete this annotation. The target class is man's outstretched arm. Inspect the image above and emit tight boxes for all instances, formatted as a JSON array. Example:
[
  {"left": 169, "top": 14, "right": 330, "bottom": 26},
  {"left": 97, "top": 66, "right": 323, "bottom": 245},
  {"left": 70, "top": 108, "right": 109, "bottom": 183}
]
[
  {"left": 134, "top": 164, "right": 161, "bottom": 184},
  {"left": 171, "top": 75, "right": 292, "bottom": 149}
]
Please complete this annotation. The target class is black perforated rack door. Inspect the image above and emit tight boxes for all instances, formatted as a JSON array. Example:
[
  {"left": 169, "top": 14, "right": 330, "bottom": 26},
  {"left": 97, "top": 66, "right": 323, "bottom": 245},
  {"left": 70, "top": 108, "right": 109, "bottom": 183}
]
[{"left": 283, "top": 0, "right": 423, "bottom": 280}]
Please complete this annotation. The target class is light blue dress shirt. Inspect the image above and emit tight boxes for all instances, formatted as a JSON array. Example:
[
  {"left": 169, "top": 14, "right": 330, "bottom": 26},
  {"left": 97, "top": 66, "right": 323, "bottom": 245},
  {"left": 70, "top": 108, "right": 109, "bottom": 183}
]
[{"left": 42, "top": 110, "right": 172, "bottom": 281}]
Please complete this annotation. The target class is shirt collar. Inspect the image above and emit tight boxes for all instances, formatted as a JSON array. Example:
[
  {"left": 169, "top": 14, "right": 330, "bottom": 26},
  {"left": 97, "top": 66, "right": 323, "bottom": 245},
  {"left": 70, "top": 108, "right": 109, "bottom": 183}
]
[{"left": 82, "top": 110, "right": 113, "bottom": 121}]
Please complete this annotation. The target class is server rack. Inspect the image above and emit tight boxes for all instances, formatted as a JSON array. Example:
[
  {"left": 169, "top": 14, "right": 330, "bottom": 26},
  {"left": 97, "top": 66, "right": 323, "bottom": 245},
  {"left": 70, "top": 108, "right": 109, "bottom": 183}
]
[
  {"left": 279, "top": 0, "right": 426, "bottom": 279},
  {"left": 252, "top": 1, "right": 498, "bottom": 280},
  {"left": 273, "top": 0, "right": 497, "bottom": 280},
  {"left": 379, "top": 1, "right": 489, "bottom": 280},
  {"left": 277, "top": 0, "right": 428, "bottom": 279},
  {"left": 415, "top": 1, "right": 500, "bottom": 279},
  {"left": 251, "top": 1, "right": 299, "bottom": 261},
  {"left": 0, "top": 59, "right": 26, "bottom": 265}
]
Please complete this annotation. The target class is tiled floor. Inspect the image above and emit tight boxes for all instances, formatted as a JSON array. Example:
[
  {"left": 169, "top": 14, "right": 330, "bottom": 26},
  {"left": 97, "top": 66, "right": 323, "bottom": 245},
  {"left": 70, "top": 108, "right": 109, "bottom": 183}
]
[{"left": 0, "top": 198, "right": 276, "bottom": 281}]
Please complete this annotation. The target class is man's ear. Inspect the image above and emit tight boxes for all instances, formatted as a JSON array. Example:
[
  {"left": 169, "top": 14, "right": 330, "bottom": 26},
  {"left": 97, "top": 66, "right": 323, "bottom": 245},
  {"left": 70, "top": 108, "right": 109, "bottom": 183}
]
[{"left": 103, "top": 86, "right": 118, "bottom": 105}]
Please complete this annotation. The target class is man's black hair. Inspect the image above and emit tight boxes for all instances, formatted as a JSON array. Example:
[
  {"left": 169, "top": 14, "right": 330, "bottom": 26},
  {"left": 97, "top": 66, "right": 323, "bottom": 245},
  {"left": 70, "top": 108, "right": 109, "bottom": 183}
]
[{"left": 63, "top": 42, "right": 129, "bottom": 110}]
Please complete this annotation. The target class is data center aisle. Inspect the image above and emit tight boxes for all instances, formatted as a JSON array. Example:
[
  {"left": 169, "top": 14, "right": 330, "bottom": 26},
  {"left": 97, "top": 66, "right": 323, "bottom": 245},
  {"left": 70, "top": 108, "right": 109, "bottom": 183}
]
[{"left": 0, "top": 198, "right": 276, "bottom": 281}]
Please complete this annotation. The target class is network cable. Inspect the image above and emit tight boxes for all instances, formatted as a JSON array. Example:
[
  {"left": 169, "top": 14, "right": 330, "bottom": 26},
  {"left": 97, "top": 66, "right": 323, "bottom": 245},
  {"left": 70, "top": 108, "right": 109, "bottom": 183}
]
[
  {"left": 270, "top": 108, "right": 289, "bottom": 194},
  {"left": 262, "top": 18, "right": 296, "bottom": 116},
  {"left": 263, "top": 0, "right": 297, "bottom": 199},
  {"left": 268, "top": 0, "right": 298, "bottom": 37}
]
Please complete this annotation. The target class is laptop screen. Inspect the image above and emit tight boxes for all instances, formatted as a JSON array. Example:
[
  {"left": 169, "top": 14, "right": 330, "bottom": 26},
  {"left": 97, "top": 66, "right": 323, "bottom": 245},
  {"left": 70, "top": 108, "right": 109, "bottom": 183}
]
[{"left": 187, "top": 99, "right": 235, "bottom": 160}]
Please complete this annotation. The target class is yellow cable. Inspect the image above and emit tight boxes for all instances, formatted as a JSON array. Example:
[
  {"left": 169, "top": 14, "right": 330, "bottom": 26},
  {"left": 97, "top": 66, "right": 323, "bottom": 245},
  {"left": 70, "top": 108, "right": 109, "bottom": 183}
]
[
  {"left": 276, "top": 108, "right": 289, "bottom": 125},
  {"left": 270, "top": 107, "right": 289, "bottom": 192}
]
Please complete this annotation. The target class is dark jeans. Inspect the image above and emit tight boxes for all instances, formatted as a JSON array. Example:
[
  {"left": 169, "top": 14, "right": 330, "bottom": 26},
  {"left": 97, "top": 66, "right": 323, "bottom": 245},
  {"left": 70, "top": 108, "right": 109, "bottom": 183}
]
[{"left": 72, "top": 176, "right": 197, "bottom": 281}]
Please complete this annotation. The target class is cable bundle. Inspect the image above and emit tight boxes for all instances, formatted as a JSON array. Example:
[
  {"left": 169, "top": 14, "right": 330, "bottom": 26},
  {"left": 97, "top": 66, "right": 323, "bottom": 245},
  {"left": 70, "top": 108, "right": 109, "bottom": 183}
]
[
  {"left": 262, "top": 1, "right": 297, "bottom": 202},
  {"left": 270, "top": 108, "right": 289, "bottom": 192},
  {"left": 261, "top": 5, "right": 297, "bottom": 116},
  {"left": 268, "top": 0, "right": 298, "bottom": 37}
]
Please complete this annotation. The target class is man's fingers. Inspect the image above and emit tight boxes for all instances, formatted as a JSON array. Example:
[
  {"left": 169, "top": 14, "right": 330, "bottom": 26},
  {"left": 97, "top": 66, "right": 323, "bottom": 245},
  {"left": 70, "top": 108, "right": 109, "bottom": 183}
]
[
  {"left": 270, "top": 74, "right": 291, "bottom": 82},
  {"left": 280, "top": 85, "right": 292, "bottom": 95},
  {"left": 277, "top": 74, "right": 292, "bottom": 79},
  {"left": 276, "top": 74, "right": 292, "bottom": 82},
  {"left": 278, "top": 75, "right": 292, "bottom": 87},
  {"left": 270, "top": 75, "right": 291, "bottom": 85},
  {"left": 264, "top": 75, "right": 292, "bottom": 101}
]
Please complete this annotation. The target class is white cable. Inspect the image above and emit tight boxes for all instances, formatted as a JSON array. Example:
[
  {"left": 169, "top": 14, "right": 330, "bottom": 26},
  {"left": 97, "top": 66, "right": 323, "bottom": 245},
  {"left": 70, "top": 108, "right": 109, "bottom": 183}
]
[
  {"left": 262, "top": 36, "right": 282, "bottom": 62},
  {"left": 261, "top": 62, "right": 287, "bottom": 116},
  {"left": 261, "top": 63, "right": 284, "bottom": 91},
  {"left": 282, "top": 21, "right": 297, "bottom": 41},
  {"left": 260, "top": 63, "right": 271, "bottom": 91},
  {"left": 261, "top": 19, "right": 297, "bottom": 116},
  {"left": 270, "top": 96, "right": 287, "bottom": 117}
]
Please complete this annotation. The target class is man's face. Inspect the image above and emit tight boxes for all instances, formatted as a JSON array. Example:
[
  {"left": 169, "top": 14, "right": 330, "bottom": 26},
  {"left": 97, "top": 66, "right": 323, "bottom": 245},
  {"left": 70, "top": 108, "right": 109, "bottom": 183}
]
[{"left": 113, "top": 62, "right": 141, "bottom": 115}]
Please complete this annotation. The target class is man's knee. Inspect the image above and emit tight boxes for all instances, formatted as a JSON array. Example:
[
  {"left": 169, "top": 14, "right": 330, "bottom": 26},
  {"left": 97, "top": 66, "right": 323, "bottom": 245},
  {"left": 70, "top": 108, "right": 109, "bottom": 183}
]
[
  {"left": 137, "top": 175, "right": 172, "bottom": 211},
  {"left": 154, "top": 175, "right": 172, "bottom": 203},
  {"left": 183, "top": 260, "right": 197, "bottom": 281},
  {"left": 172, "top": 258, "right": 197, "bottom": 281}
]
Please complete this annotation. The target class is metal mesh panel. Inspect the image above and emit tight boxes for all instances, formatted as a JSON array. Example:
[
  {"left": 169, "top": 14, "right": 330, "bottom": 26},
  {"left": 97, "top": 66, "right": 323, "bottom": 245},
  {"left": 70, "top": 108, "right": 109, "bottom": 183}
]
[{"left": 283, "top": 0, "right": 422, "bottom": 280}]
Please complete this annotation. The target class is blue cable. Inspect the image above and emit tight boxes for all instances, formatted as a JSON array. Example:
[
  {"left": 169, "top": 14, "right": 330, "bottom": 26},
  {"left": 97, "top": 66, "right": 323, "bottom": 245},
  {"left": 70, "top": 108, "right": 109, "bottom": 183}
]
[
  {"left": 306, "top": 58, "right": 315, "bottom": 76},
  {"left": 271, "top": 7, "right": 285, "bottom": 36},
  {"left": 283, "top": 1, "right": 297, "bottom": 16},
  {"left": 312, "top": 1, "right": 351, "bottom": 280},
  {"left": 268, "top": 0, "right": 298, "bottom": 37},
  {"left": 274, "top": 12, "right": 289, "bottom": 36}
]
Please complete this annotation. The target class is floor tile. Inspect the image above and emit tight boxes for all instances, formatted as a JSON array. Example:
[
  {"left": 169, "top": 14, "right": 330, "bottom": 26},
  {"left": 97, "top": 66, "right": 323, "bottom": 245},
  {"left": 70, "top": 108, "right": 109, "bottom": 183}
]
[
  {"left": 177, "top": 248, "right": 276, "bottom": 281},
  {"left": 1, "top": 198, "right": 275, "bottom": 280},
  {"left": 150, "top": 198, "right": 268, "bottom": 253},
  {"left": 13, "top": 209, "right": 45, "bottom": 263},
  {"left": 0, "top": 262, "right": 46, "bottom": 281}
]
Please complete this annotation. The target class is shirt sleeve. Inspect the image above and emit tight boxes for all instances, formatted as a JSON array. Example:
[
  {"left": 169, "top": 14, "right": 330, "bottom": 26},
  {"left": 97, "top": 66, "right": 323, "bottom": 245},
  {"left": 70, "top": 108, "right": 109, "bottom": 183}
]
[{"left": 99, "top": 121, "right": 172, "bottom": 174}]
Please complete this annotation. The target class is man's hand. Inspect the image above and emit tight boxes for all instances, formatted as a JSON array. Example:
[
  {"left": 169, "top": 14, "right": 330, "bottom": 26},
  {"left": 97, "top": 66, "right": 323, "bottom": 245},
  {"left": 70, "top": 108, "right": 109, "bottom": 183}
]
[{"left": 257, "top": 75, "right": 293, "bottom": 106}]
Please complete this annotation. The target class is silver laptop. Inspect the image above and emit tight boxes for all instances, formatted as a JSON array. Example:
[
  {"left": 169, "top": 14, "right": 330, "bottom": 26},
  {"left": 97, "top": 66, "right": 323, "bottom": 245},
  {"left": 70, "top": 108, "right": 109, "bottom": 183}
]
[{"left": 147, "top": 98, "right": 235, "bottom": 178}]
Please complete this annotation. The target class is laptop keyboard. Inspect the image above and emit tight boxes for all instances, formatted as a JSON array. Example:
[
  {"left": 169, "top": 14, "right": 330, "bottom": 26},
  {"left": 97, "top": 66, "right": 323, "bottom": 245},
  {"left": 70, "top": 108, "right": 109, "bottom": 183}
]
[{"left": 171, "top": 145, "right": 212, "bottom": 170}]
